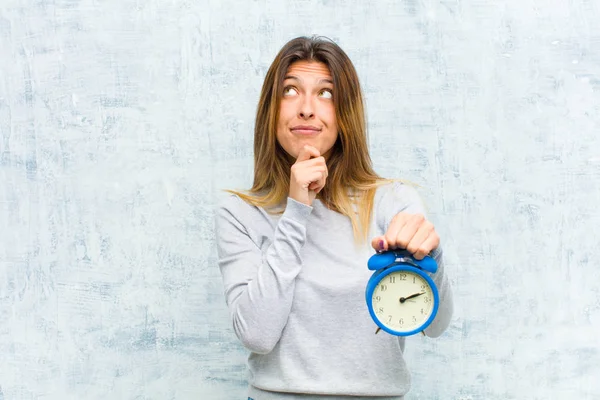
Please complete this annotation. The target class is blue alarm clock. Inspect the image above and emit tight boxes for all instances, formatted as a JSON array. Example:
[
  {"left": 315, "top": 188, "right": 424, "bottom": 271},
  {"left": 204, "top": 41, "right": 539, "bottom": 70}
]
[{"left": 365, "top": 250, "right": 439, "bottom": 336}]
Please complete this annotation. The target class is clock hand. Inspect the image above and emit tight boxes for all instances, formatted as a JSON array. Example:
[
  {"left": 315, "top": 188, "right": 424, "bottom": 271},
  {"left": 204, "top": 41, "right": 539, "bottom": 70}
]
[{"left": 399, "top": 292, "right": 425, "bottom": 303}]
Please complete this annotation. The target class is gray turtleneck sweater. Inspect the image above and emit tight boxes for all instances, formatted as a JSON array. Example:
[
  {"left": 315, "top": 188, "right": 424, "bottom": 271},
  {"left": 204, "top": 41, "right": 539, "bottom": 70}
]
[{"left": 215, "top": 182, "right": 453, "bottom": 399}]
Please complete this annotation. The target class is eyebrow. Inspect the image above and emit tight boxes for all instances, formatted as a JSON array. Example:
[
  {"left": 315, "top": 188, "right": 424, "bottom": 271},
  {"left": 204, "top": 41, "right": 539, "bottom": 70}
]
[{"left": 284, "top": 75, "right": 334, "bottom": 85}]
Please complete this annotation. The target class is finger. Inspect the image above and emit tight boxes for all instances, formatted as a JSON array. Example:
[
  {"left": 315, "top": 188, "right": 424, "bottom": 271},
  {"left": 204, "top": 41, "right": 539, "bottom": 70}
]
[
  {"left": 308, "top": 180, "right": 325, "bottom": 191},
  {"left": 384, "top": 213, "right": 410, "bottom": 248},
  {"left": 309, "top": 176, "right": 327, "bottom": 193},
  {"left": 315, "top": 169, "right": 329, "bottom": 194},
  {"left": 295, "top": 145, "right": 321, "bottom": 163},
  {"left": 412, "top": 232, "right": 440, "bottom": 260},
  {"left": 307, "top": 164, "right": 328, "bottom": 188},
  {"left": 308, "top": 175, "right": 326, "bottom": 191},
  {"left": 305, "top": 169, "right": 327, "bottom": 190},
  {"left": 370, "top": 236, "right": 388, "bottom": 252},
  {"left": 300, "top": 156, "right": 327, "bottom": 167},
  {"left": 393, "top": 214, "right": 426, "bottom": 250},
  {"left": 405, "top": 220, "right": 434, "bottom": 255}
]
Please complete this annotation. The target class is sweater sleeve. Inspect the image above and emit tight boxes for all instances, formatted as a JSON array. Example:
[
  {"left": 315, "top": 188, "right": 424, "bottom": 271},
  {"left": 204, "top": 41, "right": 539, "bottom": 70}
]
[
  {"left": 379, "top": 182, "right": 454, "bottom": 338},
  {"left": 215, "top": 196, "right": 313, "bottom": 354}
]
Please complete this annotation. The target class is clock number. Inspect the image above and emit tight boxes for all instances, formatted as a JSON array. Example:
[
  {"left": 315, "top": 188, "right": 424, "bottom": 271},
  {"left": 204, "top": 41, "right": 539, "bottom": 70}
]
[
  {"left": 375, "top": 296, "right": 381, "bottom": 302},
  {"left": 380, "top": 284, "right": 388, "bottom": 292},
  {"left": 412, "top": 316, "right": 417, "bottom": 323},
  {"left": 378, "top": 307, "right": 384, "bottom": 314},
  {"left": 421, "top": 284, "right": 427, "bottom": 290},
  {"left": 424, "top": 297, "right": 430, "bottom": 303},
  {"left": 388, "top": 315, "right": 393, "bottom": 323},
  {"left": 389, "top": 276, "right": 396, "bottom": 283},
  {"left": 399, "top": 273, "right": 407, "bottom": 281},
  {"left": 399, "top": 318, "right": 404, "bottom": 325}
]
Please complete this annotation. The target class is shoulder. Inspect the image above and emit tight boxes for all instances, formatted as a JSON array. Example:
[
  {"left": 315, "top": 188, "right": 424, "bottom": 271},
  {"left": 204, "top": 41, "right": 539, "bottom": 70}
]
[
  {"left": 215, "top": 191, "right": 281, "bottom": 230},
  {"left": 216, "top": 192, "right": 248, "bottom": 212},
  {"left": 214, "top": 193, "right": 262, "bottom": 241},
  {"left": 215, "top": 192, "right": 282, "bottom": 249},
  {"left": 214, "top": 192, "right": 251, "bottom": 224},
  {"left": 215, "top": 192, "right": 265, "bottom": 221}
]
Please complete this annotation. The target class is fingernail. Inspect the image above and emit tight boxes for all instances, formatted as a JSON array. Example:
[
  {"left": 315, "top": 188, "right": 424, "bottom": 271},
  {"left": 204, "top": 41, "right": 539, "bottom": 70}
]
[{"left": 379, "top": 240, "right": 385, "bottom": 250}]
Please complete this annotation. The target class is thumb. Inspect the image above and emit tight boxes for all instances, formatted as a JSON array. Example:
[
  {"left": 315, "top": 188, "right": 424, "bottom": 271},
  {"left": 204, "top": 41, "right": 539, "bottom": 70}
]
[
  {"left": 371, "top": 236, "right": 388, "bottom": 252},
  {"left": 295, "top": 145, "right": 320, "bottom": 163}
]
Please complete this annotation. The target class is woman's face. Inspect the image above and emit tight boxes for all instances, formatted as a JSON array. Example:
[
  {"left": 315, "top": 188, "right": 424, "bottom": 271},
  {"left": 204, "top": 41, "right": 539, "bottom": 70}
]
[{"left": 276, "top": 60, "right": 339, "bottom": 160}]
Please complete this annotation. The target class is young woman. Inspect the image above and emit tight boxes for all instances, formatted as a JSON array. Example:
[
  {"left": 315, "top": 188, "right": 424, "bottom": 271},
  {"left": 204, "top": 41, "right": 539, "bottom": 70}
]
[{"left": 215, "top": 36, "right": 453, "bottom": 400}]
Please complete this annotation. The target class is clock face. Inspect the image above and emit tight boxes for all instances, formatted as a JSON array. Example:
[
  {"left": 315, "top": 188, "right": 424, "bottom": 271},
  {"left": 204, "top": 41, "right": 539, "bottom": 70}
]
[{"left": 371, "top": 270, "right": 435, "bottom": 333}]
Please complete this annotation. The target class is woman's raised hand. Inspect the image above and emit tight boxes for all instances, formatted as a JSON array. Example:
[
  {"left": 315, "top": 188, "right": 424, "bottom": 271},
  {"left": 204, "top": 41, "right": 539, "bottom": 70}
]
[{"left": 289, "top": 145, "right": 328, "bottom": 206}]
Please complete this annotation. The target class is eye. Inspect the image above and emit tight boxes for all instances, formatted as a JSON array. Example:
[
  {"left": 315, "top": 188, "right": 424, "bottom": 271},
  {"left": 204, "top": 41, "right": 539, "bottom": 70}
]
[
  {"left": 319, "top": 89, "right": 333, "bottom": 99},
  {"left": 283, "top": 86, "right": 298, "bottom": 97}
]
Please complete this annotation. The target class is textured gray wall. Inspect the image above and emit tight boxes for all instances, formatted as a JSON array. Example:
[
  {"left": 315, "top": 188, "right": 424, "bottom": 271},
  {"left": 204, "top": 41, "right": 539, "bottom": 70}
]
[{"left": 1, "top": 0, "right": 599, "bottom": 399}]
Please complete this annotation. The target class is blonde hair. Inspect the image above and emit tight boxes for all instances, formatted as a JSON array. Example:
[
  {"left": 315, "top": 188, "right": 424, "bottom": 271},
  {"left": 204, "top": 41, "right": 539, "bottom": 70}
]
[{"left": 228, "top": 36, "right": 392, "bottom": 243}]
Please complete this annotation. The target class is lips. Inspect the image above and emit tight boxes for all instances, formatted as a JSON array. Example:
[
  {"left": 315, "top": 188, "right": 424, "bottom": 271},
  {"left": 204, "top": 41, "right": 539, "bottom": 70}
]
[{"left": 290, "top": 125, "right": 321, "bottom": 135}]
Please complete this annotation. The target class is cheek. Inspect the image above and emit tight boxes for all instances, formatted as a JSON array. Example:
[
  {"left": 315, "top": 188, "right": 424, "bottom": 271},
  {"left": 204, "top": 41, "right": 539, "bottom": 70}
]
[
  {"left": 325, "top": 108, "right": 338, "bottom": 134},
  {"left": 278, "top": 101, "right": 295, "bottom": 122},
  {"left": 275, "top": 127, "right": 291, "bottom": 153},
  {"left": 275, "top": 109, "right": 296, "bottom": 156},
  {"left": 324, "top": 105, "right": 337, "bottom": 126},
  {"left": 275, "top": 107, "right": 289, "bottom": 137}
]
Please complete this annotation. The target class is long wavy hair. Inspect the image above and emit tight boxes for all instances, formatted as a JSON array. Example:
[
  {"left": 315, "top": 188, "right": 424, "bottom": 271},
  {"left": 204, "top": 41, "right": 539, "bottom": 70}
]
[{"left": 228, "top": 36, "right": 391, "bottom": 243}]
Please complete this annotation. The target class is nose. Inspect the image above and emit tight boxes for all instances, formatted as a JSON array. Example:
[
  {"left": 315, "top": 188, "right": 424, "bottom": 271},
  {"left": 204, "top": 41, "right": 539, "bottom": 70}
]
[{"left": 298, "top": 96, "right": 315, "bottom": 119}]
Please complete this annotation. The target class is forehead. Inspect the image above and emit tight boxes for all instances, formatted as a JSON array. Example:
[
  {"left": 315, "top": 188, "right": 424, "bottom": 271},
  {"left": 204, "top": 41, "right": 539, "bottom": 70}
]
[{"left": 285, "top": 60, "right": 332, "bottom": 79}]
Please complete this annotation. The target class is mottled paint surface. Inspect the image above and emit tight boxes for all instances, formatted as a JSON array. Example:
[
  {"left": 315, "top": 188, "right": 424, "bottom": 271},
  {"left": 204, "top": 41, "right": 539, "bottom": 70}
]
[{"left": 0, "top": 0, "right": 599, "bottom": 399}]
